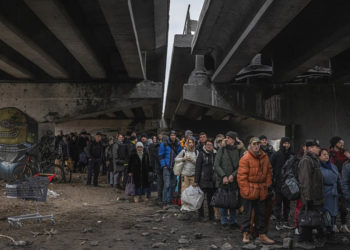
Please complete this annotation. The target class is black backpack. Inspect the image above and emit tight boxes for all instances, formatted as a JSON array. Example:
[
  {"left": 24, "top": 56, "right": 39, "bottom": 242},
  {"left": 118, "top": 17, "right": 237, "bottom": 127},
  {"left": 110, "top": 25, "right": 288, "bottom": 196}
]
[
  {"left": 117, "top": 143, "right": 128, "bottom": 161},
  {"left": 281, "top": 155, "right": 300, "bottom": 200}
]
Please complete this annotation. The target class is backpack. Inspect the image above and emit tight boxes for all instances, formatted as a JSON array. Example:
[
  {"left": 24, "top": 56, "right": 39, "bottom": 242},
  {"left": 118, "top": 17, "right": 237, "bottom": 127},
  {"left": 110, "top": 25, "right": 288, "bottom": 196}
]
[{"left": 281, "top": 155, "right": 300, "bottom": 200}]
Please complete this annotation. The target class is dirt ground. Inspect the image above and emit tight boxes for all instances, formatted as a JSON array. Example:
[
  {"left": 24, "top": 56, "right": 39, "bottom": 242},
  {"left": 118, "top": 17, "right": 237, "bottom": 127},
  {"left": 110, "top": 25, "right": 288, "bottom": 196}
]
[{"left": 1, "top": 174, "right": 350, "bottom": 250}]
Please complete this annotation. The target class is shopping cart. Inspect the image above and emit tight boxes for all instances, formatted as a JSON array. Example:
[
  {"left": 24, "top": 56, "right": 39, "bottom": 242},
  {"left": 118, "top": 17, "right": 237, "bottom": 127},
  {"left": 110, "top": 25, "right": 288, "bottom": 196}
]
[{"left": 6, "top": 175, "right": 56, "bottom": 228}]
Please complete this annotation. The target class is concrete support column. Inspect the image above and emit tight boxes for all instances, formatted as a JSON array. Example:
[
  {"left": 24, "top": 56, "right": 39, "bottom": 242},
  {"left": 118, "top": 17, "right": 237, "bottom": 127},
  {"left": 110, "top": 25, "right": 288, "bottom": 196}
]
[{"left": 187, "top": 55, "right": 210, "bottom": 86}]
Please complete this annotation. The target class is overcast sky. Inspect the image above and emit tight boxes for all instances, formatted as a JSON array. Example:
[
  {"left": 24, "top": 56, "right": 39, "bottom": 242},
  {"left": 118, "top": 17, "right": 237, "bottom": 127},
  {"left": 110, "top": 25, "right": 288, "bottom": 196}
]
[{"left": 162, "top": 0, "right": 204, "bottom": 114}]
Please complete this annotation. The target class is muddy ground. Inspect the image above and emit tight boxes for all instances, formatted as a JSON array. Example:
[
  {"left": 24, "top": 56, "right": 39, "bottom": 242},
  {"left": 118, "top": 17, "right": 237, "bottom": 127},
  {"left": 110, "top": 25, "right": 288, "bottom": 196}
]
[{"left": 0, "top": 174, "right": 350, "bottom": 250}]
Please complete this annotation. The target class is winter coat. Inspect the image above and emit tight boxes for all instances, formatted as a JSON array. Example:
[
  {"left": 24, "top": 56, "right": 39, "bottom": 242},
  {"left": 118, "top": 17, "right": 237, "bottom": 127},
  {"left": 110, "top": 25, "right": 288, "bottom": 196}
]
[
  {"left": 69, "top": 140, "right": 79, "bottom": 162},
  {"left": 298, "top": 151, "right": 324, "bottom": 206},
  {"left": 237, "top": 149, "right": 272, "bottom": 201},
  {"left": 149, "top": 142, "right": 161, "bottom": 172},
  {"left": 260, "top": 144, "right": 275, "bottom": 160},
  {"left": 78, "top": 136, "right": 89, "bottom": 153},
  {"left": 329, "top": 148, "right": 348, "bottom": 173},
  {"left": 320, "top": 160, "right": 340, "bottom": 217},
  {"left": 270, "top": 147, "right": 292, "bottom": 189},
  {"left": 112, "top": 141, "right": 129, "bottom": 172},
  {"left": 213, "top": 141, "right": 245, "bottom": 187},
  {"left": 175, "top": 149, "right": 198, "bottom": 176},
  {"left": 85, "top": 141, "right": 104, "bottom": 161},
  {"left": 158, "top": 138, "right": 182, "bottom": 169},
  {"left": 341, "top": 161, "right": 350, "bottom": 202},
  {"left": 128, "top": 151, "right": 151, "bottom": 188},
  {"left": 195, "top": 147, "right": 217, "bottom": 189},
  {"left": 196, "top": 142, "right": 205, "bottom": 153}
]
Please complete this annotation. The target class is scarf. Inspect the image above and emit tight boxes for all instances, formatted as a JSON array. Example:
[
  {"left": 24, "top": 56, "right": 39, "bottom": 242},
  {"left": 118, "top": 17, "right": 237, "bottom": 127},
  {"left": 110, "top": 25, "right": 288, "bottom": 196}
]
[{"left": 137, "top": 151, "right": 143, "bottom": 161}]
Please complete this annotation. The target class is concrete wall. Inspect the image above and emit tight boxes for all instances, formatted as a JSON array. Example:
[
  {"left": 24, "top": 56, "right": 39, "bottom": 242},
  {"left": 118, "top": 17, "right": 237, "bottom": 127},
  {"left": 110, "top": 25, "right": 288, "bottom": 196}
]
[
  {"left": 285, "top": 84, "right": 350, "bottom": 149},
  {"left": 54, "top": 119, "right": 160, "bottom": 136},
  {"left": 230, "top": 117, "right": 285, "bottom": 142},
  {"left": 0, "top": 81, "right": 162, "bottom": 122}
]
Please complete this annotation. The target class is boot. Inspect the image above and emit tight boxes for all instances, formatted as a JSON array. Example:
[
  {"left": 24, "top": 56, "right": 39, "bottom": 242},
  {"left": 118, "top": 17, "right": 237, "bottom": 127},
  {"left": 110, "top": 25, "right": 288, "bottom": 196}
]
[
  {"left": 340, "top": 224, "right": 350, "bottom": 233},
  {"left": 259, "top": 234, "right": 275, "bottom": 245},
  {"left": 134, "top": 196, "right": 139, "bottom": 203},
  {"left": 333, "top": 225, "right": 339, "bottom": 233},
  {"left": 242, "top": 232, "right": 250, "bottom": 244}
]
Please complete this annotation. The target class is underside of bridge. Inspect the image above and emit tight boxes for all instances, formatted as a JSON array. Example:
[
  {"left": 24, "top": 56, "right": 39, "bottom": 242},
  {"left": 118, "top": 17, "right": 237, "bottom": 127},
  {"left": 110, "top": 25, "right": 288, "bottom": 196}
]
[
  {"left": 164, "top": 0, "right": 350, "bottom": 148},
  {"left": 0, "top": 0, "right": 169, "bottom": 136}
]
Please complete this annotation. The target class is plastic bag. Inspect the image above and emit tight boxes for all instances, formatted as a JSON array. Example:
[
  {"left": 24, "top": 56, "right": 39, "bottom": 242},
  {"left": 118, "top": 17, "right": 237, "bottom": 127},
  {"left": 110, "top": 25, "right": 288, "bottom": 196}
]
[
  {"left": 125, "top": 176, "right": 135, "bottom": 196},
  {"left": 181, "top": 186, "right": 204, "bottom": 211}
]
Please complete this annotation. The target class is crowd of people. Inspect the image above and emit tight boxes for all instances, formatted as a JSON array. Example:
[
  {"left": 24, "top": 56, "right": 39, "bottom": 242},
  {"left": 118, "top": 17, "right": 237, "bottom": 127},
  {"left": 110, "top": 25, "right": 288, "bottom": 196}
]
[{"left": 53, "top": 129, "right": 350, "bottom": 245}]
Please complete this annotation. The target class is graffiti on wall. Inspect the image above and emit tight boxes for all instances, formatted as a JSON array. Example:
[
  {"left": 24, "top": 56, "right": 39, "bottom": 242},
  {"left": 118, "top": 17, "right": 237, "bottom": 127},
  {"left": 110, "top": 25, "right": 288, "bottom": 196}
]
[{"left": 0, "top": 107, "right": 38, "bottom": 180}]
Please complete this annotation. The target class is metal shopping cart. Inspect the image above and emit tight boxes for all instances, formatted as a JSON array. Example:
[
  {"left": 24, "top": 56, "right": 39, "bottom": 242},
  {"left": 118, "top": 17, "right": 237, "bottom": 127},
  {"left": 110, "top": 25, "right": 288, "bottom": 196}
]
[{"left": 6, "top": 175, "right": 56, "bottom": 228}]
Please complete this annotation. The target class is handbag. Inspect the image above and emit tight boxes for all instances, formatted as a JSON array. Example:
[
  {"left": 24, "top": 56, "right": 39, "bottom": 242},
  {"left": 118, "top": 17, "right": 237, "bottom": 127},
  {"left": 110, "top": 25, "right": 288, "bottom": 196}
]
[
  {"left": 124, "top": 176, "right": 135, "bottom": 196},
  {"left": 173, "top": 151, "right": 185, "bottom": 176},
  {"left": 210, "top": 185, "right": 241, "bottom": 209},
  {"left": 298, "top": 205, "right": 323, "bottom": 228}
]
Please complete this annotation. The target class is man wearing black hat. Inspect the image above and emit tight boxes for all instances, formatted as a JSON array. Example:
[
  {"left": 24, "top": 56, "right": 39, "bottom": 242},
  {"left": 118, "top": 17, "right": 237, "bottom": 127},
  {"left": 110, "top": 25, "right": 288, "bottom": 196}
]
[
  {"left": 85, "top": 132, "right": 104, "bottom": 186},
  {"left": 214, "top": 131, "right": 246, "bottom": 228},
  {"left": 298, "top": 139, "right": 324, "bottom": 242},
  {"left": 259, "top": 135, "right": 275, "bottom": 160},
  {"left": 271, "top": 137, "right": 293, "bottom": 230}
]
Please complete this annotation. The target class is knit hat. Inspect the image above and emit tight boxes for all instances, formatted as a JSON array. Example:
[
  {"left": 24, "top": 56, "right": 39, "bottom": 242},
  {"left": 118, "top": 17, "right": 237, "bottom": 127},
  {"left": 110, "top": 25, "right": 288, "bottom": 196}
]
[
  {"left": 136, "top": 142, "right": 144, "bottom": 148},
  {"left": 305, "top": 139, "right": 320, "bottom": 148},
  {"left": 185, "top": 130, "right": 193, "bottom": 137},
  {"left": 280, "top": 137, "right": 291, "bottom": 145},
  {"left": 140, "top": 133, "right": 148, "bottom": 139},
  {"left": 225, "top": 131, "right": 238, "bottom": 140},
  {"left": 259, "top": 135, "right": 267, "bottom": 140},
  {"left": 170, "top": 130, "right": 176, "bottom": 136},
  {"left": 330, "top": 136, "right": 342, "bottom": 148}
]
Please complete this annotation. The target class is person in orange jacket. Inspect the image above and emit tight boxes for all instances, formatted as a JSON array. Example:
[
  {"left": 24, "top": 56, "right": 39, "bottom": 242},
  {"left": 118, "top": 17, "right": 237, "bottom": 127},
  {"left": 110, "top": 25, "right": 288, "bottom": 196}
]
[{"left": 237, "top": 137, "right": 274, "bottom": 245}]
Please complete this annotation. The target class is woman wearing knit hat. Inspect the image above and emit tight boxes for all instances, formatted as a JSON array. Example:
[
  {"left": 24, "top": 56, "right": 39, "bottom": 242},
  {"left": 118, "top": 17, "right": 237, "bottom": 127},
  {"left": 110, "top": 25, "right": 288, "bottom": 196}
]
[{"left": 128, "top": 142, "right": 152, "bottom": 203}]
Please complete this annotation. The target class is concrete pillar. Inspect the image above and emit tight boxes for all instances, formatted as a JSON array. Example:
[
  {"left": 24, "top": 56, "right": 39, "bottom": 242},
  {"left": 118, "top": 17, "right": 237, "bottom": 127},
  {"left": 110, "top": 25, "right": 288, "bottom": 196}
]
[{"left": 187, "top": 55, "right": 210, "bottom": 86}]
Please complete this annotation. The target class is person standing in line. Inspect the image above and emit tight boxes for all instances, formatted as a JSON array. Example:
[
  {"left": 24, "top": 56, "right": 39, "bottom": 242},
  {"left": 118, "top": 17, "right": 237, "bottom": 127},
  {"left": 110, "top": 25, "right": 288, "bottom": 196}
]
[
  {"left": 194, "top": 139, "right": 217, "bottom": 221},
  {"left": 298, "top": 139, "right": 324, "bottom": 242},
  {"left": 158, "top": 131, "right": 182, "bottom": 206},
  {"left": 319, "top": 148, "right": 341, "bottom": 235},
  {"left": 271, "top": 137, "right": 294, "bottom": 230},
  {"left": 238, "top": 137, "right": 274, "bottom": 244},
  {"left": 85, "top": 132, "right": 104, "bottom": 187},
  {"left": 329, "top": 136, "right": 350, "bottom": 233},
  {"left": 214, "top": 131, "right": 245, "bottom": 228},
  {"left": 259, "top": 135, "right": 275, "bottom": 159},
  {"left": 149, "top": 135, "right": 162, "bottom": 203},
  {"left": 128, "top": 142, "right": 152, "bottom": 202}
]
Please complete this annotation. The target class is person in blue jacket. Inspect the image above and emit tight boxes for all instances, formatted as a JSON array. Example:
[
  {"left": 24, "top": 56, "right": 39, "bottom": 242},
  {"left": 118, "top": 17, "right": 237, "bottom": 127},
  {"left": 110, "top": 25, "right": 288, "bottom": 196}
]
[
  {"left": 319, "top": 148, "right": 341, "bottom": 233},
  {"left": 158, "top": 130, "right": 182, "bottom": 205}
]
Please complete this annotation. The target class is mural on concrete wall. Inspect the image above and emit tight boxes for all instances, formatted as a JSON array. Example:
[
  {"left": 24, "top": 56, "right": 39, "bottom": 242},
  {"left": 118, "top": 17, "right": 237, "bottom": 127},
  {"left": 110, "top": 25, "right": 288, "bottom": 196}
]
[{"left": 0, "top": 107, "right": 38, "bottom": 180}]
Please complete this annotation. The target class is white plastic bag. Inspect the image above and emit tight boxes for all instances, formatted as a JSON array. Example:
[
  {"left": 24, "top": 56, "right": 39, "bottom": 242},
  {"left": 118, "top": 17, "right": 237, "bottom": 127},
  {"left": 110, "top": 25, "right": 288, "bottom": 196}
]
[{"left": 181, "top": 186, "right": 204, "bottom": 211}]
